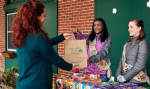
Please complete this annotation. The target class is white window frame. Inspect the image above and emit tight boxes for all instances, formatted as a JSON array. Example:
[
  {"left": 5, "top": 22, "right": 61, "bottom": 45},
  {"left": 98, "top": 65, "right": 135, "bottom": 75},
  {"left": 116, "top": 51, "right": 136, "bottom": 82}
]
[
  {"left": 7, "top": 12, "right": 17, "bottom": 51},
  {"left": 11, "top": 0, "right": 21, "bottom": 3}
]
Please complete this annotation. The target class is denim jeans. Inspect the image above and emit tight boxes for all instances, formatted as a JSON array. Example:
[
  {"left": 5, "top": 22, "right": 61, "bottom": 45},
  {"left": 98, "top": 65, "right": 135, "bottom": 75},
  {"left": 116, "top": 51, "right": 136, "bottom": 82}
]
[
  {"left": 100, "top": 74, "right": 109, "bottom": 82},
  {"left": 86, "top": 72, "right": 109, "bottom": 82}
]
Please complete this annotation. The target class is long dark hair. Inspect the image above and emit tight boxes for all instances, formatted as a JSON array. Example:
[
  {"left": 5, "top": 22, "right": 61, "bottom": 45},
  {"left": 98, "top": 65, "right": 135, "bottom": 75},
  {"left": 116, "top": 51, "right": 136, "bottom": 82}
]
[
  {"left": 126, "top": 19, "right": 146, "bottom": 44},
  {"left": 89, "top": 18, "right": 109, "bottom": 42}
]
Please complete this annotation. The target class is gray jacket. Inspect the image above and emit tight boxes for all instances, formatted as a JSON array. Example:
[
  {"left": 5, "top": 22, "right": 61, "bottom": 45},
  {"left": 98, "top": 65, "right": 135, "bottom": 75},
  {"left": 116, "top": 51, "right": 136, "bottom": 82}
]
[
  {"left": 116, "top": 36, "right": 150, "bottom": 84},
  {"left": 79, "top": 32, "right": 112, "bottom": 64}
]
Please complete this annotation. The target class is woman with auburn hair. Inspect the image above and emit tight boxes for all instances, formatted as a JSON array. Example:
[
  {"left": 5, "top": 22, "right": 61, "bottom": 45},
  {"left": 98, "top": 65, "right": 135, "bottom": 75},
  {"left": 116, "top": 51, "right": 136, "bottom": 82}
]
[
  {"left": 116, "top": 19, "right": 150, "bottom": 85},
  {"left": 12, "top": 0, "right": 77, "bottom": 89}
]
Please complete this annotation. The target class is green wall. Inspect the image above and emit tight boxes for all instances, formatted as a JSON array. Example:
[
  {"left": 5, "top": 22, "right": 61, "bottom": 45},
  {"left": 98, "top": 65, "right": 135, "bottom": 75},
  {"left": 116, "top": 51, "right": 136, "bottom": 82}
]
[
  {"left": 95, "top": 0, "right": 150, "bottom": 87},
  {"left": 43, "top": 1, "right": 58, "bottom": 73},
  {"left": 4, "top": 0, "right": 58, "bottom": 73}
]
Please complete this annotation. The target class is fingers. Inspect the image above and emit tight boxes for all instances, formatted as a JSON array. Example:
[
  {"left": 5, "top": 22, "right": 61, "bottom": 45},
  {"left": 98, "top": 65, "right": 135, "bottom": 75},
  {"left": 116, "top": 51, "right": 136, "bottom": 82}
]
[
  {"left": 63, "top": 28, "right": 78, "bottom": 40},
  {"left": 63, "top": 33, "right": 71, "bottom": 36},
  {"left": 70, "top": 34, "right": 75, "bottom": 40},
  {"left": 117, "top": 76, "right": 120, "bottom": 82},
  {"left": 63, "top": 33, "right": 75, "bottom": 40},
  {"left": 118, "top": 76, "right": 123, "bottom": 82},
  {"left": 73, "top": 63, "right": 79, "bottom": 68},
  {"left": 71, "top": 28, "right": 77, "bottom": 33},
  {"left": 68, "top": 34, "right": 75, "bottom": 40},
  {"left": 71, "top": 63, "right": 79, "bottom": 71}
]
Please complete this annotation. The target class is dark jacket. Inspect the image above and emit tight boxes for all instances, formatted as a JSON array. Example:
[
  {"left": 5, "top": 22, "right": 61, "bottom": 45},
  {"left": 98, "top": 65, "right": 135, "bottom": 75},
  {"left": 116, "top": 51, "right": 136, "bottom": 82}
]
[{"left": 17, "top": 32, "right": 72, "bottom": 89}]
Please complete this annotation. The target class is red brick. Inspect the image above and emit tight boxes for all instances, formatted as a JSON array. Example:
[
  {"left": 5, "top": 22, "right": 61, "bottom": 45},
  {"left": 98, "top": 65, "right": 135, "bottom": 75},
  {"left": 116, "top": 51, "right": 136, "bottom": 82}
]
[
  {"left": 0, "top": 0, "right": 6, "bottom": 71},
  {"left": 58, "top": 0, "right": 94, "bottom": 75}
]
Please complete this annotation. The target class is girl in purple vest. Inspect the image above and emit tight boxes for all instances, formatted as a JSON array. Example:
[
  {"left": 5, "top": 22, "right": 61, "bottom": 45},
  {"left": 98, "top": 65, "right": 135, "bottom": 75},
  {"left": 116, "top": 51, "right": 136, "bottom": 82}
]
[{"left": 72, "top": 18, "right": 112, "bottom": 82}]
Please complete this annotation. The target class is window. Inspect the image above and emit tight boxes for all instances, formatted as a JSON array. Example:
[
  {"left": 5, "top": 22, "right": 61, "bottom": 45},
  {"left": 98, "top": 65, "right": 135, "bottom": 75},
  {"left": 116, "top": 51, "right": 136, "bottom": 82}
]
[
  {"left": 11, "top": 0, "right": 21, "bottom": 3},
  {"left": 7, "top": 12, "right": 17, "bottom": 51}
]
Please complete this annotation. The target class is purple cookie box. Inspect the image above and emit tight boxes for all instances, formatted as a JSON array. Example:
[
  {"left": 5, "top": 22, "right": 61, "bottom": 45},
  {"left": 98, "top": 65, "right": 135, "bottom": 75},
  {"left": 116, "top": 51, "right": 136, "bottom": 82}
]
[{"left": 119, "top": 83, "right": 138, "bottom": 89}]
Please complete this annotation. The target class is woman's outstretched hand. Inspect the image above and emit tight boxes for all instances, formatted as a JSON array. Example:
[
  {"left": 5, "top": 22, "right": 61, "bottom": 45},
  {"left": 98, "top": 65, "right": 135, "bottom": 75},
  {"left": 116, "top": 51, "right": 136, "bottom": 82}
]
[
  {"left": 63, "top": 33, "right": 75, "bottom": 40},
  {"left": 71, "top": 63, "right": 79, "bottom": 71}
]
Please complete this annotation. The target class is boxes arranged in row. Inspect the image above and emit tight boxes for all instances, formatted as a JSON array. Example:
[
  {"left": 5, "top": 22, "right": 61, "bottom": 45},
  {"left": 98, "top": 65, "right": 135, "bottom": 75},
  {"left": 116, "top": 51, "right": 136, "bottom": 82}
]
[{"left": 52, "top": 74, "right": 141, "bottom": 89}]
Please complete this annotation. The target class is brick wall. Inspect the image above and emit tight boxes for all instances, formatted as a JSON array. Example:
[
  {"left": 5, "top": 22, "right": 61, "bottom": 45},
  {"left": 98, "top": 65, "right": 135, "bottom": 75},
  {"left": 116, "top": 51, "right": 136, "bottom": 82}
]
[
  {"left": 0, "top": 0, "right": 6, "bottom": 71},
  {"left": 58, "top": 0, "right": 94, "bottom": 75}
]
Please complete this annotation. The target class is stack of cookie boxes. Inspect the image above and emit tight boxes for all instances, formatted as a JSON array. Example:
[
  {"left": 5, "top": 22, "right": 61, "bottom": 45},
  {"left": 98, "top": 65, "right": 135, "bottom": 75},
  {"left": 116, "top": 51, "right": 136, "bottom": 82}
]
[{"left": 53, "top": 73, "right": 102, "bottom": 89}]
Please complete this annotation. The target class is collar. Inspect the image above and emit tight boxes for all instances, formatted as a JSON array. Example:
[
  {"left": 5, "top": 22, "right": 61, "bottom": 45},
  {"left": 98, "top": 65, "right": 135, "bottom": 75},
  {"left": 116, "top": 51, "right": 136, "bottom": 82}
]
[{"left": 130, "top": 36, "right": 139, "bottom": 42}]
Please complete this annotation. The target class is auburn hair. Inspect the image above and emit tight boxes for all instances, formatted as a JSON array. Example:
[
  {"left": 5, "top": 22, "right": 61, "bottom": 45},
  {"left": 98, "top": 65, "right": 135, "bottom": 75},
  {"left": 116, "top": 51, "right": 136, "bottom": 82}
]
[
  {"left": 126, "top": 19, "right": 146, "bottom": 44},
  {"left": 12, "top": 0, "right": 47, "bottom": 48}
]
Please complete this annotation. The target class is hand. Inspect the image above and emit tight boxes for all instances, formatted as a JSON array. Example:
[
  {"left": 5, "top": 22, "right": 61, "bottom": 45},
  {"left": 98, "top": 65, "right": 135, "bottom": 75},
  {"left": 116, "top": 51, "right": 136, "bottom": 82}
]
[
  {"left": 71, "top": 29, "right": 78, "bottom": 33},
  {"left": 63, "top": 33, "right": 75, "bottom": 40},
  {"left": 117, "top": 76, "right": 123, "bottom": 82},
  {"left": 87, "top": 59, "right": 90, "bottom": 67},
  {"left": 71, "top": 63, "right": 79, "bottom": 70}
]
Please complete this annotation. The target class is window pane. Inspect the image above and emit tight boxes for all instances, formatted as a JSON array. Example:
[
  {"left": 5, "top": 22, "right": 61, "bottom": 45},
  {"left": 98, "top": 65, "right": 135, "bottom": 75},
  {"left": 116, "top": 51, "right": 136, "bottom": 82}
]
[
  {"left": 12, "top": 14, "right": 16, "bottom": 21},
  {"left": 11, "top": 0, "right": 21, "bottom": 3},
  {"left": 7, "top": 13, "right": 17, "bottom": 51},
  {"left": 8, "top": 15, "right": 11, "bottom": 27},
  {"left": 11, "top": 0, "right": 13, "bottom": 3},
  {"left": 8, "top": 33, "right": 16, "bottom": 49},
  {"left": 8, "top": 14, "right": 16, "bottom": 31},
  {"left": 12, "top": 0, "right": 17, "bottom": 2},
  {"left": 8, "top": 26, "right": 11, "bottom": 31}
]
